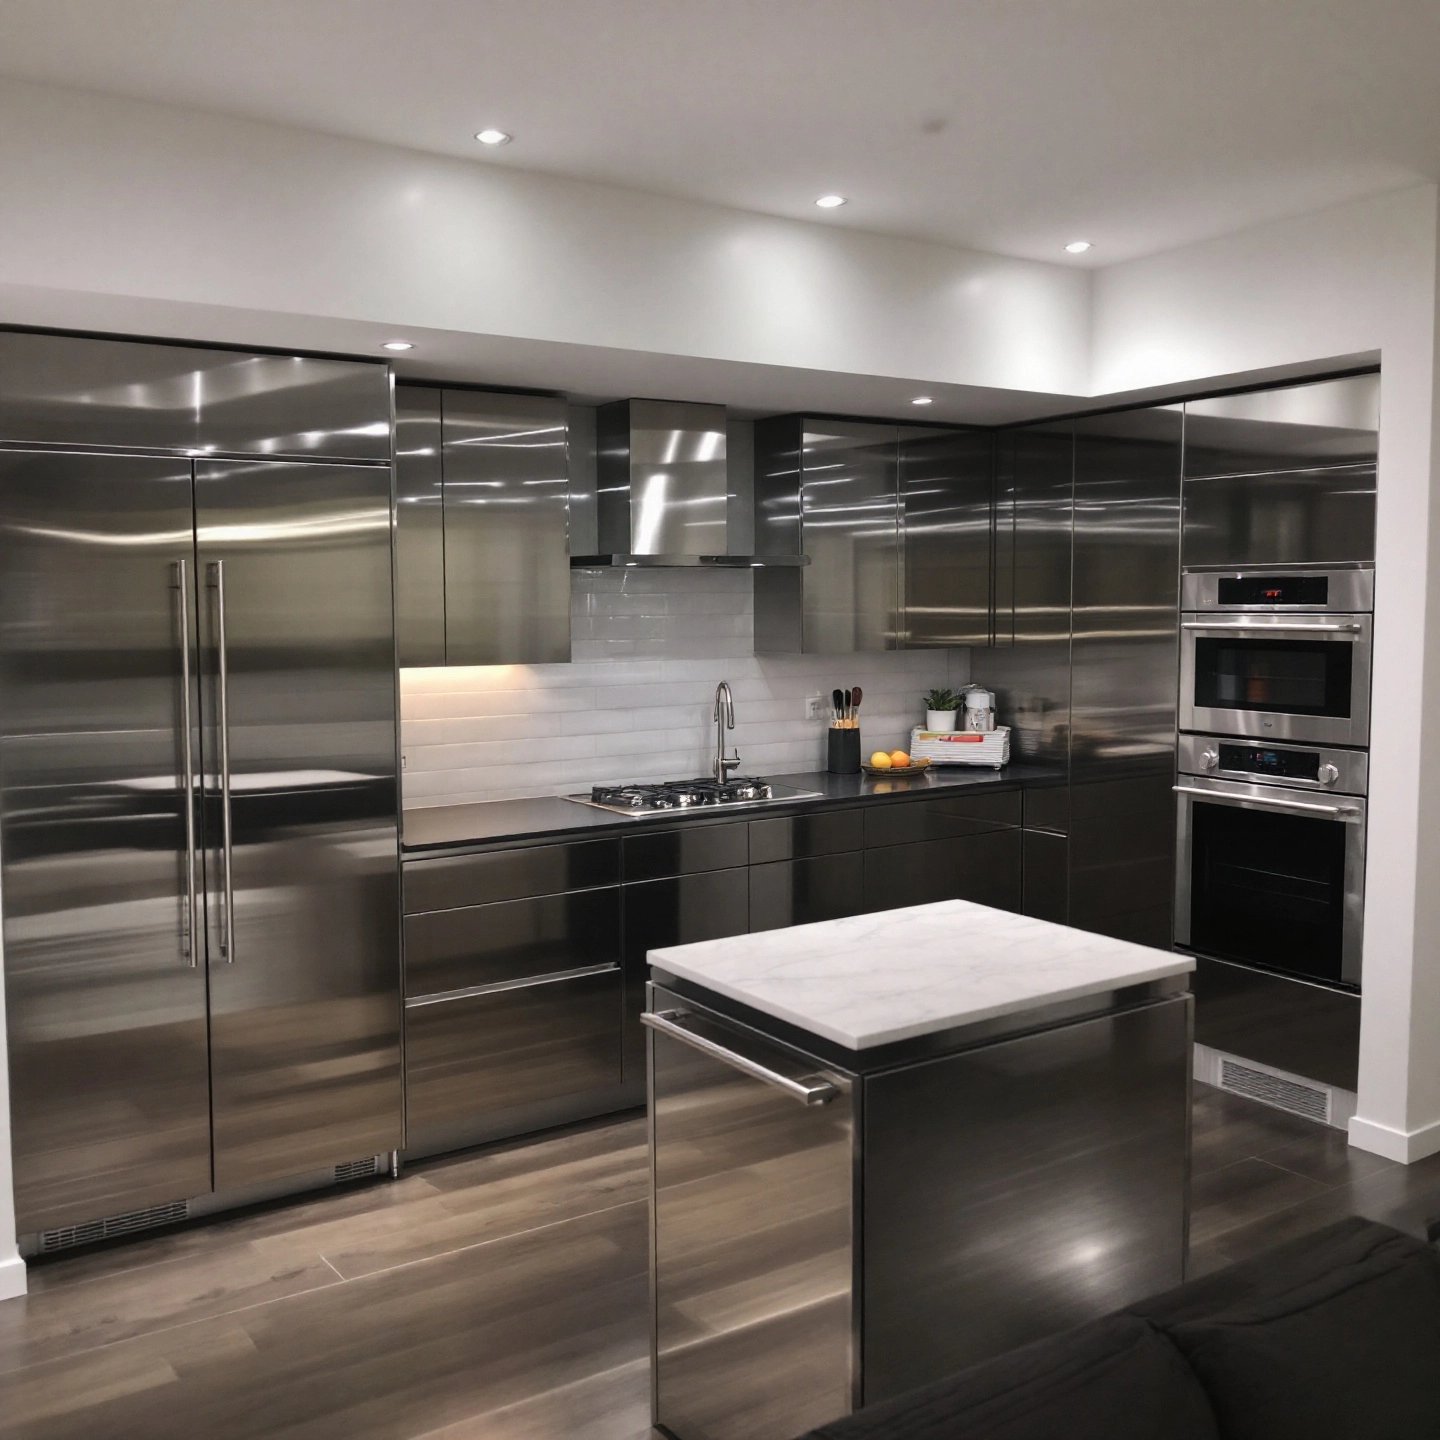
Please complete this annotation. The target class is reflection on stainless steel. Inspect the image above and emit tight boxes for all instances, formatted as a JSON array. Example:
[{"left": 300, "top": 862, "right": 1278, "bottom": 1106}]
[
  {"left": 441, "top": 389, "right": 570, "bottom": 665},
  {"left": 393, "top": 387, "right": 446, "bottom": 665},
  {"left": 208, "top": 560, "right": 236, "bottom": 963},
  {"left": 0, "top": 331, "right": 391, "bottom": 461},
  {"left": 194, "top": 458, "right": 401, "bottom": 1191},
  {"left": 173, "top": 558, "right": 199, "bottom": 967},
  {"left": 901, "top": 428, "right": 994, "bottom": 647},
  {"left": 0, "top": 449, "right": 214, "bottom": 1233}
]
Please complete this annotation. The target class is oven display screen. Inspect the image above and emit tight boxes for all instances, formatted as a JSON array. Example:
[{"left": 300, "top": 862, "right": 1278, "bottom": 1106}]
[
  {"left": 1216, "top": 575, "right": 1329, "bottom": 606},
  {"left": 1217, "top": 743, "right": 1320, "bottom": 782}
]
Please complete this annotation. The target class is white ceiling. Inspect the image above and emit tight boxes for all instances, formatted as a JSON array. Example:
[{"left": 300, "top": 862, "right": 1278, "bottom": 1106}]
[{"left": 1, "top": 0, "right": 1437, "bottom": 266}]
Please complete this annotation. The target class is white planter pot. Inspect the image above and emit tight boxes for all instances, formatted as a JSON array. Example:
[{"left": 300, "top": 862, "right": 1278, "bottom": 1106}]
[{"left": 925, "top": 709, "right": 958, "bottom": 733}]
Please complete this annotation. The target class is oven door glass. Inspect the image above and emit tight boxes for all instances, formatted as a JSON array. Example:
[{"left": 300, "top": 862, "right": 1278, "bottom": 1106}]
[
  {"left": 1188, "top": 798, "right": 1352, "bottom": 985},
  {"left": 1192, "top": 636, "right": 1353, "bottom": 718}
]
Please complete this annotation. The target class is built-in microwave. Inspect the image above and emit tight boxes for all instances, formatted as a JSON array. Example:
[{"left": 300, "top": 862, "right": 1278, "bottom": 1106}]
[{"left": 1178, "top": 568, "right": 1373, "bottom": 747}]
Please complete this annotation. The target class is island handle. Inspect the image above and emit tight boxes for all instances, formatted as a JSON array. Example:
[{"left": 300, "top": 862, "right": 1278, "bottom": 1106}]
[{"left": 641, "top": 1009, "right": 840, "bottom": 1107}]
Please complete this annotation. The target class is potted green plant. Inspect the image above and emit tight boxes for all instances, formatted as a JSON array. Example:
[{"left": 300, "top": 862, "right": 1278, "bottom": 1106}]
[{"left": 923, "top": 687, "right": 960, "bottom": 733}]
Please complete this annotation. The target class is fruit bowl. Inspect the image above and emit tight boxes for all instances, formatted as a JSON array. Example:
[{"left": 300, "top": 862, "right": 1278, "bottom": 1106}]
[{"left": 862, "top": 757, "right": 932, "bottom": 777}]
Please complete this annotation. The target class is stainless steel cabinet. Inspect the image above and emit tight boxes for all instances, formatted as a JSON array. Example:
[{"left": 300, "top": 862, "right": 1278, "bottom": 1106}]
[{"left": 393, "top": 383, "right": 571, "bottom": 665}]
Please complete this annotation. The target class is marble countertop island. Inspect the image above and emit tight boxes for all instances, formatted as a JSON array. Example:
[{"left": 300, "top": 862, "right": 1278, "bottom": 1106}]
[{"left": 648, "top": 898, "right": 1195, "bottom": 1050}]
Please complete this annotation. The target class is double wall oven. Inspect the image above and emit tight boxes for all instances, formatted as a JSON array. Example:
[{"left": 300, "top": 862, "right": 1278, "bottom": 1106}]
[{"left": 1175, "top": 566, "right": 1372, "bottom": 998}]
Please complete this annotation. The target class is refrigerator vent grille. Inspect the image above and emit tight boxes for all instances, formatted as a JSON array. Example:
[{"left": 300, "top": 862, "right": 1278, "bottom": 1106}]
[
  {"left": 333, "top": 1157, "right": 382, "bottom": 1184},
  {"left": 1220, "top": 1059, "right": 1330, "bottom": 1123},
  {"left": 38, "top": 1200, "right": 190, "bottom": 1254}
]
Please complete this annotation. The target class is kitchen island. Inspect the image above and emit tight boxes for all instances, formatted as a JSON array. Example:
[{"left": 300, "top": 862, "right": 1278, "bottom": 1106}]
[{"left": 646, "top": 900, "right": 1195, "bottom": 1440}]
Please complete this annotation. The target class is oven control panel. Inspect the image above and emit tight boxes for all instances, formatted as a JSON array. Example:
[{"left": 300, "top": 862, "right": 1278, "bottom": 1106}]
[{"left": 1178, "top": 733, "right": 1367, "bottom": 795}]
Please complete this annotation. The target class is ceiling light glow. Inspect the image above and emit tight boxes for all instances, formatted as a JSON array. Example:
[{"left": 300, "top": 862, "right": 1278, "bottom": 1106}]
[
  {"left": 382, "top": 340, "right": 415, "bottom": 352},
  {"left": 911, "top": 396, "right": 933, "bottom": 406},
  {"left": 1064, "top": 240, "right": 1092, "bottom": 254},
  {"left": 475, "top": 129, "right": 512, "bottom": 146},
  {"left": 815, "top": 194, "right": 848, "bottom": 209}
]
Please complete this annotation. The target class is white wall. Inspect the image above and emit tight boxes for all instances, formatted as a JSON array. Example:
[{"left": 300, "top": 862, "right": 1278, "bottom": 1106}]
[
  {"left": 0, "top": 79, "right": 1090, "bottom": 398},
  {"left": 1093, "top": 183, "right": 1440, "bottom": 1162}
]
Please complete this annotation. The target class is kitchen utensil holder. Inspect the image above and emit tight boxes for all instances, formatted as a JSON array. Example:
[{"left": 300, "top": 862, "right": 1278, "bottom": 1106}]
[{"left": 827, "top": 727, "right": 861, "bottom": 775}]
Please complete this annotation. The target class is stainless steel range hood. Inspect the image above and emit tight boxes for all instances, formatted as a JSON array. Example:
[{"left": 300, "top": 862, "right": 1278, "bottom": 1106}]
[{"left": 571, "top": 398, "right": 807, "bottom": 568}]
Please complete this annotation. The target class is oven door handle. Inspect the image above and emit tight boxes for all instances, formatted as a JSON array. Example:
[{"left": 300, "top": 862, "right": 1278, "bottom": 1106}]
[
  {"left": 1180, "top": 620, "right": 1363, "bottom": 634},
  {"left": 1173, "top": 784, "right": 1360, "bottom": 818}
]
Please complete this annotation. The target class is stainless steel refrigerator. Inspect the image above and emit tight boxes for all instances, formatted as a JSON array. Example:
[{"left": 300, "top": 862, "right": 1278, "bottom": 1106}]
[{"left": 0, "top": 331, "right": 401, "bottom": 1241}]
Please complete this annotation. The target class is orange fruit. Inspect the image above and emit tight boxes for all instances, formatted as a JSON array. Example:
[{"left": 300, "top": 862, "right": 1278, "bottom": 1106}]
[
  {"left": 889, "top": 750, "right": 911, "bottom": 767},
  {"left": 869, "top": 751, "right": 892, "bottom": 769}
]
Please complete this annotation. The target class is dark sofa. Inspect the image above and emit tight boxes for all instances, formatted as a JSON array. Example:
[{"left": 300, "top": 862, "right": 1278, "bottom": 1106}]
[{"left": 801, "top": 1217, "right": 1440, "bottom": 1440}]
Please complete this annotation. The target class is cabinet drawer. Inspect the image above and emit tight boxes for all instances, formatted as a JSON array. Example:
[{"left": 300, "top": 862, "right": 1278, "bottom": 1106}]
[
  {"left": 863, "top": 790, "right": 1021, "bottom": 848},
  {"left": 750, "top": 853, "right": 867, "bottom": 933},
  {"left": 863, "top": 831, "right": 1022, "bottom": 913},
  {"left": 624, "top": 823, "right": 749, "bottom": 882},
  {"left": 405, "top": 888, "right": 620, "bottom": 998},
  {"left": 749, "top": 808, "right": 863, "bottom": 865},
  {"left": 405, "top": 967, "right": 623, "bottom": 1139},
  {"left": 403, "top": 839, "right": 619, "bottom": 913},
  {"left": 1022, "top": 831, "right": 1068, "bottom": 924}
]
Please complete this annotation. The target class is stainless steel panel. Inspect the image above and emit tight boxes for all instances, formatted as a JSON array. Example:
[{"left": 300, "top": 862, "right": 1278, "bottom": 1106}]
[
  {"left": 623, "top": 821, "right": 749, "bottom": 881},
  {"left": 0, "top": 331, "right": 391, "bottom": 460},
  {"left": 195, "top": 459, "right": 401, "bottom": 1190},
  {"left": 1183, "top": 373, "right": 1380, "bottom": 480},
  {"left": 405, "top": 967, "right": 623, "bottom": 1143},
  {"left": 404, "top": 887, "right": 620, "bottom": 997},
  {"left": 403, "top": 838, "right": 619, "bottom": 913},
  {"left": 1173, "top": 775, "right": 1366, "bottom": 986},
  {"left": 1191, "top": 954, "right": 1360, "bottom": 1091},
  {"left": 1178, "top": 611, "right": 1372, "bottom": 747},
  {"left": 0, "top": 450, "right": 212, "bottom": 1232},
  {"left": 393, "top": 387, "right": 446, "bottom": 666},
  {"left": 1183, "top": 466, "right": 1377, "bottom": 568},
  {"left": 750, "top": 852, "right": 867, "bottom": 933},
  {"left": 1022, "top": 830, "right": 1068, "bottom": 923},
  {"left": 1177, "top": 732, "right": 1369, "bottom": 795},
  {"left": 862, "top": 790, "right": 1020, "bottom": 848},
  {"left": 442, "top": 390, "right": 570, "bottom": 665},
  {"left": 901, "top": 428, "right": 994, "bottom": 647},
  {"left": 748, "top": 808, "right": 864, "bottom": 865},
  {"left": 595, "top": 399, "right": 729, "bottom": 557},
  {"left": 622, "top": 867, "right": 749, "bottom": 1089},
  {"left": 861, "top": 995, "right": 1190, "bottom": 1400},
  {"left": 1069, "top": 407, "right": 1182, "bottom": 946},
  {"left": 862, "top": 830, "right": 1022, "bottom": 913},
  {"left": 649, "top": 987, "right": 854, "bottom": 1439},
  {"left": 1181, "top": 566, "right": 1374, "bottom": 613}
]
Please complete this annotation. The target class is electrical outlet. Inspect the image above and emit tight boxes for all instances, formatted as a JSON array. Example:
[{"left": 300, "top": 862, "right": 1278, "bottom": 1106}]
[{"left": 805, "top": 693, "right": 827, "bottom": 721}]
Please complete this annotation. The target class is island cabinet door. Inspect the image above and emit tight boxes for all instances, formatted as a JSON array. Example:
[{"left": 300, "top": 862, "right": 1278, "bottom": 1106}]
[{"left": 648, "top": 988, "right": 856, "bottom": 1440}]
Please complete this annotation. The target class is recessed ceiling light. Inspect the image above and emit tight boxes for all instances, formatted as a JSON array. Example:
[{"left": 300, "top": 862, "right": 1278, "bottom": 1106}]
[
  {"left": 382, "top": 340, "right": 415, "bottom": 352},
  {"left": 815, "top": 194, "right": 848, "bottom": 209},
  {"left": 911, "top": 396, "right": 933, "bottom": 406},
  {"left": 475, "top": 128, "right": 512, "bottom": 146},
  {"left": 1064, "top": 240, "right": 1092, "bottom": 254}
]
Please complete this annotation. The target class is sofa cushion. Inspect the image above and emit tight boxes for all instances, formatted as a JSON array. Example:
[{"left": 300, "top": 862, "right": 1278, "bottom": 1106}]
[
  {"left": 1132, "top": 1217, "right": 1440, "bottom": 1440},
  {"left": 802, "top": 1315, "right": 1219, "bottom": 1440}
]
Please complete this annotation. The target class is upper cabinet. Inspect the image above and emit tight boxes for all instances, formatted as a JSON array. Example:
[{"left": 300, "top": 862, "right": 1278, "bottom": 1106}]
[
  {"left": 1181, "top": 372, "right": 1379, "bottom": 568},
  {"left": 753, "top": 416, "right": 993, "bottom": 653},
  {"left": 394, "top": 384, "right": 571, "bottom": 667}
]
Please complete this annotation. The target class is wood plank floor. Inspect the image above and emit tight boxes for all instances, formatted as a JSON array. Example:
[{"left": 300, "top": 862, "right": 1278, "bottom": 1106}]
[{"left": 2, "top": 1084, "right": 1439, "bottom": 1439}]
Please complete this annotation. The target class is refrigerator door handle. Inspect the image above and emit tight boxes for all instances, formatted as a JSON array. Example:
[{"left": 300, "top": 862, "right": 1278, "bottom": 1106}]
[
  {"left": 641, "top": 1009, "right": 839, "bottom": 1106},
  {"left": 208, "top": 560, "right": 236, "bottom": 964},
  {"left": 173, "top": 558, "right": 199, "bottom": 967}
]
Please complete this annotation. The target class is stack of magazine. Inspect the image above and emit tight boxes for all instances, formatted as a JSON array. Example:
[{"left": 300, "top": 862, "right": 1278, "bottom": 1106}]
[{"left": 909, "top": 726, "right": 1011, "bottom": 769}]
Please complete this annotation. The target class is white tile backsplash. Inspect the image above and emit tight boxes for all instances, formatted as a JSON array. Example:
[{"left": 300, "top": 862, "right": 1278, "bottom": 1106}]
[{"left": 400, "top": 570, "right": 970, "bottom": 807}]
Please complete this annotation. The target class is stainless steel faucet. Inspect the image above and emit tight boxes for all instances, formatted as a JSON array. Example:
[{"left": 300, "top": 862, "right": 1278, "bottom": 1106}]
[{"left": 712, "top": 680, "right": 740, "bottom": 782}]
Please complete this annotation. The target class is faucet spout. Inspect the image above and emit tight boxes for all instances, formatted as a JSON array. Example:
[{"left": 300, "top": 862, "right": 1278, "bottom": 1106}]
[{"left": 712, "top": 681, "right": 740, "bottom": 782}]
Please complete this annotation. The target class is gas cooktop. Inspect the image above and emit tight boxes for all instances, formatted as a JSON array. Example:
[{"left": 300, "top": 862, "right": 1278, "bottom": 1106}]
[{"left": 566, "top": 776, "right": 824, "bottom": 817}]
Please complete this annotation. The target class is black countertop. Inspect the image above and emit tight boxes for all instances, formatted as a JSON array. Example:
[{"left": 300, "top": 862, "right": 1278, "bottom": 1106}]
[{"left": 400, "top": 762, "right": 1064, "bottom": 854}]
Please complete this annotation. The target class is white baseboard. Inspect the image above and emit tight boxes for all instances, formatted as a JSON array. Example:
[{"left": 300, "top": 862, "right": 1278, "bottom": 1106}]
[
  {"left": 1348, "top": 1113, "right": 1440, "bottom": 1164},
  {"left": 0, "top": 1254, "right": 27, "bottom": 1303}
]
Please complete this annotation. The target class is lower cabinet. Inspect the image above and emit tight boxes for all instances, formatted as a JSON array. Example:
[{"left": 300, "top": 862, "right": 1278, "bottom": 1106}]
[
  {"left": 750, "top": 852, "right": 866, "bottom": 933},
  {"left": 863, "top": 829, "right": 1023, "bottom": 913}
]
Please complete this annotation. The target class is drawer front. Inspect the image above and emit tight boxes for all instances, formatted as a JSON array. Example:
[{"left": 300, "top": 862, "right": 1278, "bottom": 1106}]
[
  {"left": 863, "top": 831, "right": 1022, "bottom": 913},
  {"left": 863, "top": 790, "right": 1021, "bottom": 849},
  {"left": 749, "top": 808, "right": 864, "bottom": 865},
  {"left": 1022, "top": 831, "right": 1069, "bottom": 924},
  {"left": 405, "top": 888, "right": 620, "bottom": 998},
  {"left": 750, "top": 853, "right": 867, "bottom": 934},
  {"left": 403, "top": 838, "right": 619, "bottom": 913},
  {"left": 622, "top": 867, "right": 750, "bottom": 1085},
  {"left": 1021, "top": 784, "right": 1069, "bottom": 836},
  {"left": 623, "top": 822, "right": 750, "bottom": 882},
  {"left": 405, "top": 968, "right": 623, "bottom": 1138}
]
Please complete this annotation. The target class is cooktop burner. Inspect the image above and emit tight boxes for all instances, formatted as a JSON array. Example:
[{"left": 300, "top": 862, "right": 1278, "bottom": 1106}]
[{"left": 567, "top": 776, "right": 823, "bottom": 817}]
